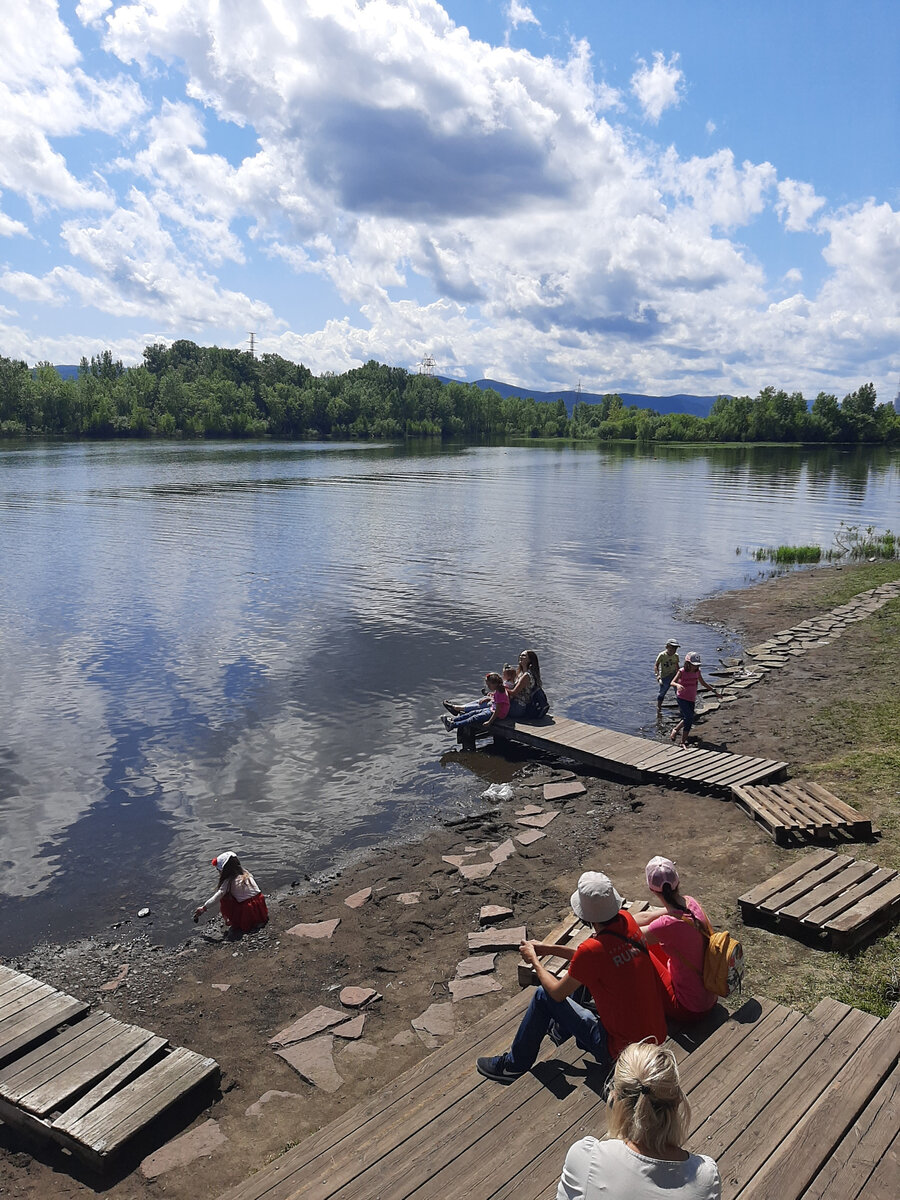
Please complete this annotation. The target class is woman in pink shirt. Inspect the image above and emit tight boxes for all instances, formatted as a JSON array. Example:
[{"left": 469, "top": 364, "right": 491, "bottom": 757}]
[{"left": 632, "top": 856, "right": 717, "bottom": 1023}]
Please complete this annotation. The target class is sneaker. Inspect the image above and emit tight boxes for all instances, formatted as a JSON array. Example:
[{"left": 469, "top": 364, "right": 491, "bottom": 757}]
[
  {"left": 476, "top": 1054, "right": 523, "bottom": 1084},
  {"left": 442, "top": 714, "right": 455, "bottom": 731},
  {"left": 548, "top": 1020, "right": 565, "bottom": 1046},
  {"left": 443, "top": 700, "right": 460, "bottom": 715}
]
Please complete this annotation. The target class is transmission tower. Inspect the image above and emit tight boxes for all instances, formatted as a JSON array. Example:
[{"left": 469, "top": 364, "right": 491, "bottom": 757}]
[
  {"left": 419, "top": 354, "right": 436, "bottom": 376},
  {"left": 248, "top": 332, "right": 256, "bottom": 359}
]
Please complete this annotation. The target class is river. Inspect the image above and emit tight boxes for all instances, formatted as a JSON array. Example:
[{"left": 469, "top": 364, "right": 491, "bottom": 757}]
[{"left": 0, "top": 439, "right": 896, "bottom": 952}]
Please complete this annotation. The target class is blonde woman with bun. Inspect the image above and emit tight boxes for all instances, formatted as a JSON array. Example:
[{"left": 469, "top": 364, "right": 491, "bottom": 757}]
[{"left": 556, "top": 1041, "right": 720, "bottom": 1200}]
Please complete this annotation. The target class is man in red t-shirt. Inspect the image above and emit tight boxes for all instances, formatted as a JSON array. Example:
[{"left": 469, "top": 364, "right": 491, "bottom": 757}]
[{"left": 476, "top": 871, "right": 666, "bottom": 1083}]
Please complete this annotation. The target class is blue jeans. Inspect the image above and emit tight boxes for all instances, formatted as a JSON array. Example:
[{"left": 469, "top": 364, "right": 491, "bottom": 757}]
[
  {"left": 657, "top": 673, "right": 676, "bottom": 705},
  {"left": 676, "top": 696, "right": 696, "bottom": 733},
  {"left": 452, "top": 704, "right": 493, "bottom": 729},
  {"left": 506, "top": 986, "right": 611, "bottom": 1075}
]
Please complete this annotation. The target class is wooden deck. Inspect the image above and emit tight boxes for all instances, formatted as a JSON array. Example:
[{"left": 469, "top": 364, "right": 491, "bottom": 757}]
[
  {"left": 731, "top": 780, "right": 875, "bottom": 846},
  {"left": 739, "top": 848, "right": 900, "bottom": 950},
  {"left": 457, "top": 714, "right": 787, "bottom": 792},
  {"left": 0, "top": 965, "right": 219, "bottom": 1169},
  {"left": 216, "top": 986, "right": 899, "bottom": 1200}
]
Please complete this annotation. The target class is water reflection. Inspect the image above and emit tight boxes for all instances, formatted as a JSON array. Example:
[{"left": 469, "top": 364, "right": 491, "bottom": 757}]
[{"left": 0, "top": 440, "right": 896, "bottom": 951}]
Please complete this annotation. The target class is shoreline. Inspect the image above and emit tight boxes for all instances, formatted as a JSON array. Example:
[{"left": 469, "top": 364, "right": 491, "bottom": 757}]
[{"left": 2, "top": 559, "right": 898, "bottom": 1200}]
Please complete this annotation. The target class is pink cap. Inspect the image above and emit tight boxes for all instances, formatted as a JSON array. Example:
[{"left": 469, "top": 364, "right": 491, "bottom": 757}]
[{"left": 645, "top": 856, "right": 680, "bottom": 893}]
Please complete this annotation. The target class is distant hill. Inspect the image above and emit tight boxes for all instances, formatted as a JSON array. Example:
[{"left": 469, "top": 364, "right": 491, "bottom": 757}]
[
  {"left": 49, "top": 364, "right": 80, "bottom": 380},
  {"left": 440, "top": 377, "right": 722, "bottom": 418}
]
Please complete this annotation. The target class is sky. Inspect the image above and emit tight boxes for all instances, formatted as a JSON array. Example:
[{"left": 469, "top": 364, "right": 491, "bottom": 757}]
[{"left": 1, "top": 0, "right": 898, "bottom": 400}]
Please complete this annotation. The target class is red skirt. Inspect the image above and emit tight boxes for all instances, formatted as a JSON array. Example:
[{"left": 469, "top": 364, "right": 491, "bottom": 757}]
[{"left": 220, "top": 891, "right": 268, "bottom": 932}]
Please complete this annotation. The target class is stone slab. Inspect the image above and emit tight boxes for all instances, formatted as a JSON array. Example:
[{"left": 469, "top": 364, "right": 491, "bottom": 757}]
[
  {"left": 287, "top": 918, "right": 340, "bottom": 939},
  {"left": 333, "top": 1014, "right": 366, "bottom": 1040},
  {"left": 515, "top": 829, "right": 547, "bottom": 845},
  {"left": 489, "top": 838, "right": 516, "bottom": 864},
  {"left": 141, "top": 1120, "right": 226, "bottom": 1179},
  {"left": 411, "top": 1002, "right": 455, "bottom": 1038},
  {"left": 543, "top": 781, "right": 585, "bottom": 802},
  {"left": 339, "top": 1040, "right": 379, "bottom": 1062},
  {"left": 276, "top": 1035, "right": 343, "bottom": 1093},
  {"left": 396, "top": 891, "right": 421, "bottom": 905},
  {"left": 467, "top": 926, "right": 526, "bottom": 953},
  {"left": 455, "top": 952, "right": 497, "bottom": 977},
  {"left": 245, "top": 1090, "right": 302, "bottom": 1117},
  {"left": 449, "top": 976, "right": 503, "bottom": 1002},
  {"left": 517, "top": 810, "right": 559, "bottom": 828},
  {"left": 339, "top": 986, "right": 378, "bottom": 1008},
  {"left": 344, "top": 887, "right": 372, "bottom": 909},
  {"left": 442, "top": 853, "right": 476, "bottom": 868},
  {"left": 211, "top": 983, "right": 231, "bottom": 993},
  {"left": 515, "top": 804, "right": 544, "bottom": 816},
  {"left": 459, "top": 860, "right": 497, "bottom": 881},
  {"left": 269, "top": 1005, "right": 348, "bottom": 1047},
  {"left": 479, "top": 904, "right": 513, "bottom": 925}
]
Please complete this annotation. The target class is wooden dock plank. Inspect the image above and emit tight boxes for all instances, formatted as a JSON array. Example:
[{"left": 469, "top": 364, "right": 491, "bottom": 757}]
[
  {"left": 0, "top": 1013, "right": 114, "bottom": 1097},
  {"left": 799, "top": 1059, "right": 900, "bottom": 1200},
  {"left": 20, "top": 1023, "right": 156, "bottom": 1118},
  {"left": 738, "top": 850, "right": 836, "bottom": 908},
  {"left": 0, "top": 1013, "right": 108, "bottom": 1089},
  {"left": 53, "top": 1035, "right": 168, "bottom": 1130},
  {"left": 736, "top": 1006, "right": 900, "bottom": 1199},
  {"left": 0, "top": 994, "right": 89, "bottom": 1064}
]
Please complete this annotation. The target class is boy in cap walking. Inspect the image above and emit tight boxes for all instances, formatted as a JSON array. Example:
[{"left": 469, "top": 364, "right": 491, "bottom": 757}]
[
  {"left": 654, "top": 639, "right": 680, "bottom": 712},
  {"left": 476, "top": 871, "right": 666, "bottom": 1083}
]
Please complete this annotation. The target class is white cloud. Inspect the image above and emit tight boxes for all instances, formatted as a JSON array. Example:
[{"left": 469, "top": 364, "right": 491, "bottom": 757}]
[
  {"left": 705, "top": 119, "right": 716, "bottom": 135},
  {"left": 630, "top": 51, "right": 684, "bottom": 123},
  {"left": 507, "top": 2, "right": 539, "bottom": 29},
  {"left": 0, "top": 270, "right": 61, "bottom": 304},
  {"left": 0, "top": 207, "right": 29, "bottom": 238},
  {"left": 775, "top": 178, "right": 826, "bottom": 232}
]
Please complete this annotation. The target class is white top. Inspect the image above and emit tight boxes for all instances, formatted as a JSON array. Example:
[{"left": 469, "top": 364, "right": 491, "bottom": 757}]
[
  {"left": 203, "top": 871, "right": 262, "bottom": 910},
  {"left": 556, "top": 1137, "right": 721, "bottom": 1200}
]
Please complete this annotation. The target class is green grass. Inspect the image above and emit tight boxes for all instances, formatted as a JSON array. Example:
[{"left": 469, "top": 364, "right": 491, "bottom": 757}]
[{"left": 814, "top": 560, "right": 900, "bottom": 607}]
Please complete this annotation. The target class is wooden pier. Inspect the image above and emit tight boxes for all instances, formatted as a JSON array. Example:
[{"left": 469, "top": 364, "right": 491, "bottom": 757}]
[
  {"left": 0, "top": 965, "right": 219, "bottom": 1170},
  {"left": 455, "top": 714, "right": 788, "bottom": 793},
  {"left": 215, "top": 982, "right": 899, "bottom": 1200}
]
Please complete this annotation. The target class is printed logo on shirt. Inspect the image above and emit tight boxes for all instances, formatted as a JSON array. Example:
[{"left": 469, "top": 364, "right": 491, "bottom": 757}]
[{"left": 611, "top": 946, "right": 643, "bottom": 967}]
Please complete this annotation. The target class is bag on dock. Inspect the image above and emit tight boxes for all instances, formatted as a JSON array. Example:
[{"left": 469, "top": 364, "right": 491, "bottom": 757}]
[
  {"left": 527, "top": 687, "right": 549, "bottom": 718},
  {"left": 702, "top": 929, "right": 744, "bottom": 997}
]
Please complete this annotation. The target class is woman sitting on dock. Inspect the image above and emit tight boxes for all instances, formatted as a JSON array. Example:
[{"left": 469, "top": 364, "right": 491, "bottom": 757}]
[
  {"left": 556, "top": 1040, "right": 721, "bottom": 1199},
  {"left": 506, "top": 649, "right": 542, "bottom": 719},
  {"left": 631, "top": 857, "right": 717, "bottom": 1023},
  {"left": 193, "top": 851, "right": 269, "bottom": 933}
]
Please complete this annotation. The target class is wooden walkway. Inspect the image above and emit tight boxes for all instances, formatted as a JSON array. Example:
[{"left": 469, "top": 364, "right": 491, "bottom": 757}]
[
  {"left": 458, "top": 715, "right": 787, "bottom": 792},
  {"left": 216, "top": 985, "right": 899, "bottom": 1200},
  {"left": 731, "top": 780, "right": 875, "bottom": 846},
  {"left": 0, "top": 965, "right": 219, "bottom": 1170},
  {"left": 739, "top": 849, "right": 900, "bottom": 950}
]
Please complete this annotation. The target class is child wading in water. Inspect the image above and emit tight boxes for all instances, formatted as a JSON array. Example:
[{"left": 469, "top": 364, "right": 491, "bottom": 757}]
[
  {"left": 654, "top": 638, "right": 680, "bottom": 713},
  {"left": 669, "top": 653, "right": 720, "bottom": 747},
  {"left": 442, "top": 672, "right": 510, "bottom": 731},
  {"left": 193, "top": 851, "right": 269, "bottom": 932}
]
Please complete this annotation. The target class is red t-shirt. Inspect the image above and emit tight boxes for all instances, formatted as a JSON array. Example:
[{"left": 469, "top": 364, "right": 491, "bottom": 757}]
[{"left": 567, "top": 910, "right": 667, "bottom": 1059}]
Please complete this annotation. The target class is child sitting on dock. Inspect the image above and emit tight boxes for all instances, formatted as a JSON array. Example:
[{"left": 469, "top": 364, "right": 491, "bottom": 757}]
[
  {"left": 193, "top": 851, "right": 269, "bottom": 933},
  {"left": 442, "top": 672, "right": 510, "bottom": 731},
  {"left": 669, "top": 654, "right": 720, "bottom": 747}
]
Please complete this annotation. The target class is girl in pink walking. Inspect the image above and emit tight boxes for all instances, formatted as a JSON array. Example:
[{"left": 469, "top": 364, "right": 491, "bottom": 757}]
[{"left": 669, "top": 653, "right": 719, "bottom": 747}]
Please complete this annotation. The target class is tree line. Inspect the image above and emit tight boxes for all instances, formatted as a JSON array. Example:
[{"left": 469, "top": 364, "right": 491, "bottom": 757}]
[{"left": 0, "top": 341, "right": 896, "bottom": 444}]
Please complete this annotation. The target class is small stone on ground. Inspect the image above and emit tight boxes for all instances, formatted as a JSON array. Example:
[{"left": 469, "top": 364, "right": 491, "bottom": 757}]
[
  {"left": 141, "top": 1120, "right": 226, "bottom": 1178},
  {"left": 516, "top": 829, "right": 546, "bottom": 846},
  {"left": 459, "top": 861, "right": 497, "bottom": 881},
  {"left": 286, "top": 918, "right": 341, "bottom": 939},
  {"left": 543, "top": 781, "right": 586, "bottom": 802},
  {"left": 396, "top": 891, "right": 421, "bottom": 905},
  {"left": 339, "top": 986, "right": 378, "bottom": 1008},
  {"left": 479, "top": 904, "right": 513, "bottom": 925},
  {"left": 449, "top": 976, "right": 503, "bottom": 1001},
  {"left": 269, "top": 1005, "right": 348, "bottom": 1048},
  {"left": 455, "top": 952, "right": 497, "bottom": 977},
  {"left": 244, "top": 1091, "right": 302, "bottom": 1118},
  {"left": 276, "top": 1035, "right": 343, "bottom": 1093},
  {"left": 411, "top": 1001, "right": 455, "bottom": 1038},
  {"left": 489, "top": 839, "right": 516, "bottom": 864},
  {"left": 467, "top": 926, "right": 526, "bottom": 952},
  {"left": 515, "top": 804, "right": 544, "bottom": 816},
  {"left": 344, "top": 887, "right": 372, "bottom": 909},
  {"left": 333, "top": 1014, "right": 366, "bottom": 1040}
]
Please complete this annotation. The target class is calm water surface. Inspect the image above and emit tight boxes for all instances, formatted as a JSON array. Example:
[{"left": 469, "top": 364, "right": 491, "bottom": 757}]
[{"left": 1, "top": 440, "right": 896, "bottom": 951}]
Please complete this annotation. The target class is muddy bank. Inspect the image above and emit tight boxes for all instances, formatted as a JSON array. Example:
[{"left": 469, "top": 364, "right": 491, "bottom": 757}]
[{"left": 2, "top": 561, "right": 898, "bottom": 1200}]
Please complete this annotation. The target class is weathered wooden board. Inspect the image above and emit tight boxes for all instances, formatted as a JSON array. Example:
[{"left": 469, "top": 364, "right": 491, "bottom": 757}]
[{"left": 732, "top": 781, "right": 874, "bottom": 846}]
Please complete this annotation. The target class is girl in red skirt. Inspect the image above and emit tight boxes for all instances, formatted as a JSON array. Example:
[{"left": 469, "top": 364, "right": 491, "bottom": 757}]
[{"left": 193, "top": 851, "right": 268, "bottom": 932}]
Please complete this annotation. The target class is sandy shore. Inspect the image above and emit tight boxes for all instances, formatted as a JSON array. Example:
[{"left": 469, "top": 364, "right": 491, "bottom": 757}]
[{"left": 2, "top": 561, "right": 898, "bottom": 1200}]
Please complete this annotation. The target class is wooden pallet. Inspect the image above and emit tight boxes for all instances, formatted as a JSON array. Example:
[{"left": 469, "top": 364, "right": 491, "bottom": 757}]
[
  {"left": 0, "top": 966, "right": 89, "bottom": 1066},
  {"left": 0, "top": 966, "right": 219, "bottom": 1169},
  {"left": 460, "top": 715, "right": 787, "bottom": 792},
  {"left": 730, "top": 780, "right": 874, "bottom": 846},
  {"left": 738, "top": 849, "right": 900, "bottom": 950}
]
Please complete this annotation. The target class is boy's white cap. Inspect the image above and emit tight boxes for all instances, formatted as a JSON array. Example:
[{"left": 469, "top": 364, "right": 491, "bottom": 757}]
[
  {"left": 212, "top": 851, "right": 235, "bottom": 871},
  {"left": 665, "top": 639, "right": 679, "bottom": 648},
  {"left": 570, "top": 871, "right": 624, "bottom": 924}
]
